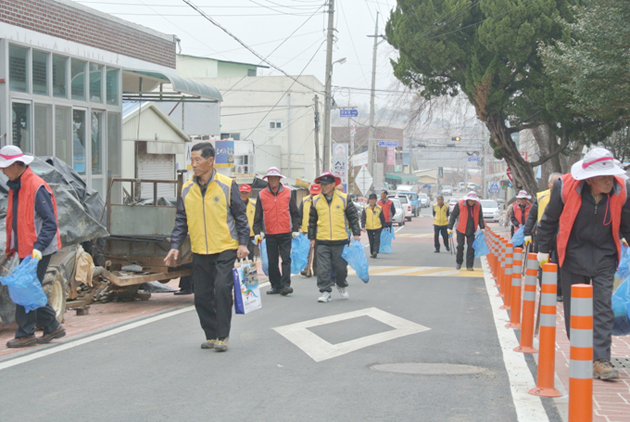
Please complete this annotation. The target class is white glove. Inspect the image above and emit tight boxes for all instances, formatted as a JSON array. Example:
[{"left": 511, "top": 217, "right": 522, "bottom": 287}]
[
  {"left": 254, "top": 233, "right": 265, "bottom": 244},
  {"left": 524, "top": 235, "right": 532, "bottom": 246},
  {"left": 32, "top": 249, "right": 42, "bottom": 261},
  {"left": 537, "top": 252, "right": 549, "bottom": 267},
  {"left": 292, "top": 232, "right": 300, "bottom": 238}
]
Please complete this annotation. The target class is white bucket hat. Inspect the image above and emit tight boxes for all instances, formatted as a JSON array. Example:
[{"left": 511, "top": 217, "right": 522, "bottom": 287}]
[
  {"left": 571, "top": 148, "right": 627, "bottom": 181},
  {"left": 463, "top": 191, "right": 479, "bottom": 202},
  {"left": 262, "top": 167, "right": 285, "bottom": 179},
  {"left": 515, "top": 190, "right": 531, "bottom": 199},
  {"left": 0, "top": 145, "right": 34, "bottom": 168}
]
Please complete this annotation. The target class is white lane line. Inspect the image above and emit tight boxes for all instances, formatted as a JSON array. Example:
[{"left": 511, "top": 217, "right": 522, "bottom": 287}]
[
  {"left": 481, "top": 256, "right": 550, "bottom": 422},
  {"left": 0, "top": 306, "right": 195, "bottom": 372}
]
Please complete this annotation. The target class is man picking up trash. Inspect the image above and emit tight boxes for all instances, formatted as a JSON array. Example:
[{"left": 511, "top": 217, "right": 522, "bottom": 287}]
[{"left": 448, "top": 191, "right": 485, "bottom": 271}]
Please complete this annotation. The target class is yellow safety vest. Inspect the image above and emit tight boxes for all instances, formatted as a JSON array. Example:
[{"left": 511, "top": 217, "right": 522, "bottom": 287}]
[
  {"left": 312, "top": 191, "right": 349, "bottom": 241},
  {"left": 181, "top": 171, "right": 240, "bottom": 255},
  {"left": 301, "top": 196, "right": 313, "bottom": 232},
  {"left": 433, "top": 203, "right": 449, "bottom": 226},
  {"left": 364, "top": 204, "right": 383, "bottom": 230},
  {"left": 245, "top": 199, "right": 256, "bottom": 237},
  {"left": 537, "top": 189, "right": 551, "bottom": 221}
]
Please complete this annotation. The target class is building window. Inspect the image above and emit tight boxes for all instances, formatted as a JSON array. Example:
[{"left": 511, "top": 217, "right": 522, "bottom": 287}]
[
  {"left": 106, "top": 68, "right": 119, "bottom": 105},
  {"left": 108, "top": 112, "right": 121, "bottom": 177},
  {"left": 32, "top": 51, "right": 49, "bottom": 96},
  {"left": 269, "top": 121, "right": 282, "bottom": 129},
  {"left": 12, "top": 103, "right": 31, "bottom": 152},
  {"left": 55, "top": 106, "right": 72, "bottom": 164},
  {"left": 91, "top": 111, "right": 103, "bottom": 175},
  {"left": 9, "top": 45, "right": 28, "bottom": 93},
  {"left": 73, "top": 109, "right": 87, "bottom": 174},
  {"left": 90, "top": 64, "right": 103, "bottom": 103},
  {"left": 247, "top": 68, "right": 256, "bottom": 77},
  {"left": 71, "top": 59, "right": 86, "bottom": 101},
  {"left": 52, "top": 55, "right": 68, "bottom": 98},
  {"left": 34, "top": 104, "right": 53, "bottom": 156},
  {"left": 220, "top": 132, "right": 241, "bottom": 140}
]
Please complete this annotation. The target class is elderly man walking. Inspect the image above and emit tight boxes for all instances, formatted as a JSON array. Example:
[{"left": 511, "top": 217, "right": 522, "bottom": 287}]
[
  {"left": 165, "top": 142, "right": 250, "bottom": 352},
  {"left": 537, "top": 148, "right": 630, "bottom": 380},
  {"left": 448, "top": 191, "right": 485, "bottom": 271},
  {"left": 308, "top": 171, "right": 361, "bottom": 302},
  {"left": 510, "top": 190, "right": 532, "bottom": 239},
  {"left": 299, "top": 184, "right": 321, "bottom": 277},
  {"left": 253, "top": 167, "right": 301, "bottom": 296}
]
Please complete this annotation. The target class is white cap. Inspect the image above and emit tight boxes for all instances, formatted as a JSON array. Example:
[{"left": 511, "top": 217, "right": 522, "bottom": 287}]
[
  {"left": 571, "top": 148, "right": 626, "bottom": 181},
  {"left": 262, "top": 167, "right": 285, "bottom": 179},
  {"left": 515, "top": 190, "right": 531, "bottom": 199},
  {"left": 463, "top": 191, "right": 479, "bottom": 202},
  {"left": 0, "top": 145, "right": 34, "bottom": 168}
]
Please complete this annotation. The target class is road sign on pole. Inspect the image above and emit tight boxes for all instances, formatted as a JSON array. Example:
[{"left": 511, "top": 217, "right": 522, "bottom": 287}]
[
  {"left": 355, "top": 165, "right": 373, "bottom": 196},
  {"left": 488, "top": 182, "right": 500, "bottom": 193},
  {"left": 506, "top": 167, "right": 513, "bottom": 183},
  {"left": 468, "top": 156, "right": 481, "bottom": 162},
  {"left": 377, "top": 141, "right": 398, "bottom": 148},
  {"left": 340, "top": 109, "right": 358, "bottom": 117}
]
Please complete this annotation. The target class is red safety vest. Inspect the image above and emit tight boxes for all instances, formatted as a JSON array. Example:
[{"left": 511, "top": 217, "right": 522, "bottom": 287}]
[
  {"left": 377, "top": 199, "right": 392, "bottom": 222},
  {"left": 259, "top": 184, "right": 292, "bottom": 235},
  {"left": 512, "top": 201, "right": 532, "bottom": 225},
  {"left": 557, "top": 173, "right": 626, "bottom": 267},
  {"left": 456, "top": 200, "right": 480, "bottom": 234},
  {"left": 6, "top": 167, "right": 62, "bottom": 258}
]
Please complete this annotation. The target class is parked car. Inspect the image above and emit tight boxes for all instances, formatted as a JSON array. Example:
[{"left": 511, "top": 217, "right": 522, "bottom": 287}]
[
  {"left": 458, "top": 182, "right": 466, "bottom": 192},
  {"left": 448, "top": 197, "right": 460, "bottom": 213},
  {"left": 397, "top": 191, "right": 419, "bottom": 216},
  {"left": 389, "top": 194, "right": 413, "bottom": 221},
  {"left": 442, "top": 185, "right": 453, "bottom": 196},
  {"left": 480, "top": 199, "right": 500, "bottom": 222},
  {"left": 418, "top": 193, "right": 430, "bottom": 208},
  {"left": 390, "top": 197, "right": 405, "bottom": 226}
]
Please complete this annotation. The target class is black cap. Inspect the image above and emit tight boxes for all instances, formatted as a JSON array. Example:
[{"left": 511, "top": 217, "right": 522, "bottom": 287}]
[
  {"left": 318, "top": 175, "right": 336, "bottom": 184},
  {"left": 368, "top": 194, "right": 377, "bottom": 200}
]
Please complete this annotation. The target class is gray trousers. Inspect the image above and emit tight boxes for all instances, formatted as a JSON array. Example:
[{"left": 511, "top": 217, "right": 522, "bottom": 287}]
[
  {"left": 560, "top": 266, "right": 615, "bottom": 361},
  {"left": 316, "top": 243, "right": 348, "bottom": 293}
]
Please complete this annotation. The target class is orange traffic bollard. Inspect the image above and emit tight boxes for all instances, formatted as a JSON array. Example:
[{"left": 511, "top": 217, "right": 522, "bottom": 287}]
[
  {"left": 500, "top": 243, "right": 513, "bottom": 310},
  {"left": 497, "top": 241, "right": 506, "bottom": 294},
  {"left": 514, "top": 253, "right": 538, "bottom": 353},
  {"left": 506, "top": 247, "right": 522, "bottom": 328},
  {"left": 569, "top": 284, "right": 593, "bottom": 422},
  {"left": 528, "top": 263, "right": 561, "bottom": 397}
]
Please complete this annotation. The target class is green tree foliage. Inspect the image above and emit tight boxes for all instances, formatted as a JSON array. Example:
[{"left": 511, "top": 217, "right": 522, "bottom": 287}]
[{"left": 386, "top": 0, "right": 580, "bottom": 194}]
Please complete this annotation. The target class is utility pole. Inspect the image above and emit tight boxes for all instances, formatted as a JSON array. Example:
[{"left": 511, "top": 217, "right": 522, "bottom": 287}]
[
  {"left": 367, "top": 12, "right": 380, "bottom": 185},
  {"left": 314, "top": 95, "right": 321, "bottom": 175},
  {"left": 322, "top": 0, "right": 335, "bottom": 171}
]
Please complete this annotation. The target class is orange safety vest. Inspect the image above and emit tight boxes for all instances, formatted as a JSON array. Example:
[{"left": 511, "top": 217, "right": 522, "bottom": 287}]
[
  {"left": 6, "top": 167, "right": 62, "bottom": 258},
  {"left": 259, "top": 184, "right": 292, "bottom": 235},
  {"left": 556, "top": 173, "right": 626, "bottom": 267},
  {"left": 456, "top": 200, "right": 480, "bottom": 234},
  {"left": 512, "top": 201, "right": 532, "bottom": 225},
  {"left": 378, "top": 199, "right": 393, "bottom": 222}
]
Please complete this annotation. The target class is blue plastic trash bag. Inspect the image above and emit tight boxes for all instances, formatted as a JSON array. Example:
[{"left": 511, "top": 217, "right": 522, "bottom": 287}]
[
  {"left": 391, "top": 227, "right": 396, "bottom": 241},
  {"left": 260, "top": 239, "right": 269, "bottom": 276},
  {"left": 0, "top": 255, "right": 47, "bottom": 313},
  {"left": 511, "top": 226, "right": 525, "bottom": 247},
  {"left": 616, "top": 243, "right": 630, "bottom": 280},
  {"left": 290, "top": 233, "right": 310, "bottom": 274},
  {"left": 473, "top": 231, "right": 490, "bottom": 258},
  {"left": 342, "top": 239, "right": 370, "bottom": 283},
  {"left": 379, "top": 228, "right": 393, "bottom": 254},
  {"left": 612, "top": 276, "right": 630, "bottom": 336}
]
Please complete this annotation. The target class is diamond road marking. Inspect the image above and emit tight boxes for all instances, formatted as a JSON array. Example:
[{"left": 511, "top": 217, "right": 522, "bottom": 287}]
[{"left": 273, "top": 307, "right": 430, "bottom": 362}]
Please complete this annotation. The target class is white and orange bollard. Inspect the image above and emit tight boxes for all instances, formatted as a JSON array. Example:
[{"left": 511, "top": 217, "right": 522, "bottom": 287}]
[
  {"left": 500, "top": 243, "right": 513, "bottom": 310},
  {"left": 514, "top": 253, "right": 538, "bottom": 353},
  {"left": 506, "top": 247, "right": 522, "bottom": 328},
  {"left": 569, "top": 284, "right": 593, "bottom": 422}
]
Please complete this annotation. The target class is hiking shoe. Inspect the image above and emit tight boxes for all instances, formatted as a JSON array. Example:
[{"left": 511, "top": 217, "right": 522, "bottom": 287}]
[
  {"left": 337, "top": 286, "right": 349, "bottom": 300},
  {"left": 36, "top": 326, "right": 66, "bottom": 344},
  {"left": 280, "top": 286, "right": 294, "bottom": 296},
  {"left": 201, "top": 339, "right": 216, "bottom": 349},
  {"left": 214, "top": 337, "right": 229, "bottom": 352},
  {"left": 318, "top": 291, "right": 332, "bottom": 303},
  {"left": 6, "top": 335, "right": 37, "bottom": 348},
  {"left": 434, "top": 250, "right": 440, "bottom": 253},
  {"left": 467, "top": 267, "right": 474, "bottom": 271},
  {"left": 371, "top": 252, "right": 377, "bottom": 258},
  {"left": 266, "top": 288, "right": 282, "bottom": 295},
  {"left": 593, "top": 359, "right": 619, "bottom": 380},
  {"left": 455, "top": 264, "right": 462, "bottom": 270}
]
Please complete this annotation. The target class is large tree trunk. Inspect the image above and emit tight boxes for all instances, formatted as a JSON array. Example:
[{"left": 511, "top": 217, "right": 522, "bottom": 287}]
[
  {"left": 485, "top": 114, "right": 540, "bottom": 196},
  {"left": 531, "top": 124, "right": 560, "bottom": 190}
]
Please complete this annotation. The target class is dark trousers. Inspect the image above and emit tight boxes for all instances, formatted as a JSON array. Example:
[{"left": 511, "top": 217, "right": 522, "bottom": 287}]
[
  {"left": 366, "top": 228, "right": 382, "bottom": 255},
  {"left": 456, "top": 231, "right": 475, "bottom": 268},
  {"left": 247, "top": 236, "right": 255, "bottom": 261},
  {"left": 560, "top": 265, "right": 615, "bottom": 361},
  {"left": 434, "top": 225, "right": 449, "bottom": 252},
  {"left": 15, "top": 254, "right": 61, "bottom": 338},
  {"left": 192, "top": 250, "right": 237, "bottom": 340},
  {"left": 316, "top": 243, "right": 348, "bottom": 293},
  {"left": 266, "top": 233, "right": 292, "bottom": 290}
]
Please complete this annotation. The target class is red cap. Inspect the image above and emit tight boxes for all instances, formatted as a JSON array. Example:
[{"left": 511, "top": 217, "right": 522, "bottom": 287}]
[
  {"left": 239, "top": 184, "right": 251, "bottom": 192},
  {"left": 310, "top": 184, "right": 321, "bottom": 194}
]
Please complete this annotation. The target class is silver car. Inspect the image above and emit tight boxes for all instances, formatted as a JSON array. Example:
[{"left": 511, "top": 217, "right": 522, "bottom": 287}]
[
  {"left": 480, "top": 199, "right": 500, "bottom": 222},
  {"left": 390, "top": 197, "right": 405, "bottom": 226}
]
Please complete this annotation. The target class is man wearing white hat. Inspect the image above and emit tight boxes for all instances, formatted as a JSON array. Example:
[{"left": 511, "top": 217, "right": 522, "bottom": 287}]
[
  {"left": 0, "top": 146, "right": 65, "bottom": 348},
  {"left": 253, "top": 167, "right": 301, "bottom": 296},
  {"left": 510, "top": 190, "right": 532, "bottom": 241},
  {"left": 537, "top": 148, "right": 630, "bottom": 380},
  {"left": 447, "top": 191, "right": 485, "bottom": 271}
]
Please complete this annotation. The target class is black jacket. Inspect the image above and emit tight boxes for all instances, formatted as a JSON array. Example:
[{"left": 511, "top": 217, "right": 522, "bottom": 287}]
[{"left": 448, "top": 201, "right": 485, "bottom": 235}]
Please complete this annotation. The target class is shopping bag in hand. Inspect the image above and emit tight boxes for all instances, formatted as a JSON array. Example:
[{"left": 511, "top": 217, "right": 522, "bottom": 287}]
[
  {"left": 0, "top": 255, "right": 47, "bottom": 313},
  {"left": 511, "top": 226, "right": 525, "bottom": 247},
  {"left": 342, "top": 239, "right": 370, "bottom": 283},
  {"left": 379, "top": 229, "right": 393, "bottom": 254},
  {"left": 612, "top": 275, "right": 630, "bottom": 335},
  {"left": 290, "top": 233, "right": 310, "bottom": 274},
  {"left": 473, "top": 231, "right": 490, "bottom": 258},
  {"left": 260, "top": 238, "right": 269, "bottom": 276},
  {"left": 233, "top": 260, "right": 261, "bottom": 315}
]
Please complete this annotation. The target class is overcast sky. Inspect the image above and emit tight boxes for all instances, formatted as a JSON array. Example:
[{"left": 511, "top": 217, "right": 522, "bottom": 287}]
[{"left": 74, "top": 0, "right": 402, "bottom": 110}]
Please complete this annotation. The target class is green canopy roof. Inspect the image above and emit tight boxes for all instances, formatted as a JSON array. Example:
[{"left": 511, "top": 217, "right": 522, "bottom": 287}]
[{"left": 385, "top": 173, "right": 418, "bottom": 183}]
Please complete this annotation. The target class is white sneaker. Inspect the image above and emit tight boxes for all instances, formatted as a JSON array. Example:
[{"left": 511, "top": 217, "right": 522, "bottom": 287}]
[
  {"left": 317, "top": 291, "right": 332, "bottom": 303},
  {"left": 337, "top": 286, "right": 349, "bottom": 300}
]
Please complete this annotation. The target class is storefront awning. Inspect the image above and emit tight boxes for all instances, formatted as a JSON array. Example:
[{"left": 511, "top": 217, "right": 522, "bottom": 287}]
[
  {"left": 385, "top": 172, "right": 418, "bottom": 183},
  {"left": 122, "top": 70, "right": 222, "bottom": 103}
]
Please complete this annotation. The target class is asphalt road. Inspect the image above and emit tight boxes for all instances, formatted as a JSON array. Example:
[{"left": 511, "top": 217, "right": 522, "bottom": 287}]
[{"left": 0, "top": 215, "right": 562, "bottom": 422}]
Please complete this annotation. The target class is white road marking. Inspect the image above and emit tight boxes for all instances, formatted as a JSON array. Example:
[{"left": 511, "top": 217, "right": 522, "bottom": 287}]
[
  {"left": 273, "top": 307, "right": 430, "bottom": 362},
  {"left": 481, "top": 256, "right": 551, "bottom": 422}
]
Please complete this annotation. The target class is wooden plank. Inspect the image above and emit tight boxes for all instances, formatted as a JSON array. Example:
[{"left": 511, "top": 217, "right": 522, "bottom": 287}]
[{"left": 102, "top": 268, "right": 192, "bottom": 287}]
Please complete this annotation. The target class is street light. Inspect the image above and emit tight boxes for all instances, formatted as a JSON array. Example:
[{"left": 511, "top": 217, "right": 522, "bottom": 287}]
[{"left": 322, "top": 57, "right": 347, "bottom": 171}]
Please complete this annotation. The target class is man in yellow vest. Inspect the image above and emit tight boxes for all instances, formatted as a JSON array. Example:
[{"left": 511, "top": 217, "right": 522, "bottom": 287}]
[
  {"left": 299, "top": 184, "right": 320, "bottom": 277},
  {"left": 361, "top": 193, "right": 385, "bottom": 258},
  {"left": 165, "top": 142, "right": 250, "bottom": 352},
  {"left": 239, "top": 184, "right": 257, "bottom": 260},
  {"left": 308, "top": 171, "right": 361, "bottom": 303},
  {"left": 433, "top": 195, "right": 450, "bottom": 253}
]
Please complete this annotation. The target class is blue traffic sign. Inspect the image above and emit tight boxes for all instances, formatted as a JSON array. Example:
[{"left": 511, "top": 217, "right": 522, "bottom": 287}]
[
  {"left": 468, "top": 156, "right": 481, "bottom": 162},
  {"left": 340, "top": 109, "right": 358, "bottom": 117},
  {"left": 488, "top": 182, "right": 500, "bottom": 193},
  {"left": 378, "top": 141, "right": 399, "bottom": 147}
]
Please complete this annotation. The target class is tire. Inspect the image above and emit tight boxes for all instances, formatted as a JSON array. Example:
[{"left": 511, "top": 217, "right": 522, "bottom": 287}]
[
  {"left": 405, "top": 217, "right": 412, "bottom": 222},
  {"left": 42, "top": 268, "right": 68, "bottom": 323}
]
